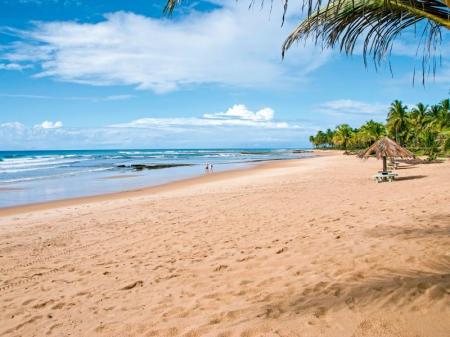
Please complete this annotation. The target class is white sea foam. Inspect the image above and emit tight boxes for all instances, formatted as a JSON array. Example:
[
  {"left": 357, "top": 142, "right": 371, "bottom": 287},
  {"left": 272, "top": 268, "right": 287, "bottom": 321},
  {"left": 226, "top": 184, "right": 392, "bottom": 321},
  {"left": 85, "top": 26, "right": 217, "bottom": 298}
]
[
  {"left": 0, "top": 158, "right": 89, "bottom": 171},
  {"left": 0, "top": 159, "right": 87, "bottom": 173},
  {"left": 0, "top": 167, "right": 113, "bottom": 183}
]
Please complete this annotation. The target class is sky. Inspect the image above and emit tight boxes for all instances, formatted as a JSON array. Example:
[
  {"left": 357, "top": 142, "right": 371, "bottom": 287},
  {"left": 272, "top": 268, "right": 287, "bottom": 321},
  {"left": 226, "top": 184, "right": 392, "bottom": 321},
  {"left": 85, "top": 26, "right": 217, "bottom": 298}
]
[{"left": 0, "top": 0, "right": 449, "bottom": 150}]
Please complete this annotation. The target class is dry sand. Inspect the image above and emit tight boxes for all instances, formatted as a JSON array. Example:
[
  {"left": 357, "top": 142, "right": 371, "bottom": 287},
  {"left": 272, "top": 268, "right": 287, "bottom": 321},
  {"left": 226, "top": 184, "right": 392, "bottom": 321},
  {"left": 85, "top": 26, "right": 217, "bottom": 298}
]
[{"left": 0, "top": 153, "right": 449, "bottom": 337}]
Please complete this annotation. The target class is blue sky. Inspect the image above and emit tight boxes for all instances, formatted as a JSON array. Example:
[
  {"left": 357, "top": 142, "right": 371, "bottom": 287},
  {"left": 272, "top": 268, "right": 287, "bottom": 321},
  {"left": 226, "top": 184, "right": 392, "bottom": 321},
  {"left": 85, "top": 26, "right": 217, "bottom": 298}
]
[{"left": 0, "top": 0, "right": 448, "bottom": 150}]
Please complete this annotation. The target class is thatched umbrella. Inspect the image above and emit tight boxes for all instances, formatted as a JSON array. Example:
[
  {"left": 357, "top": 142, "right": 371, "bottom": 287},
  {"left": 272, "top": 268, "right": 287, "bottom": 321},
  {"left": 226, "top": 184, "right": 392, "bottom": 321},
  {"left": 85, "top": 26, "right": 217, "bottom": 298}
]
[{"left": 359, "top": 137, "right": 415, "bottom": 173}]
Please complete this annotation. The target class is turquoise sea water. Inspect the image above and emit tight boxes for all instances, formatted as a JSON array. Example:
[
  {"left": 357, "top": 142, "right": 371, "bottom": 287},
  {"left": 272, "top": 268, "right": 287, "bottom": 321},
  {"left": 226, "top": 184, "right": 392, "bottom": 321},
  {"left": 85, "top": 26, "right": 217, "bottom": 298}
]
[{"left": 0, "top": 149, "right": 312, "bottom": 208}]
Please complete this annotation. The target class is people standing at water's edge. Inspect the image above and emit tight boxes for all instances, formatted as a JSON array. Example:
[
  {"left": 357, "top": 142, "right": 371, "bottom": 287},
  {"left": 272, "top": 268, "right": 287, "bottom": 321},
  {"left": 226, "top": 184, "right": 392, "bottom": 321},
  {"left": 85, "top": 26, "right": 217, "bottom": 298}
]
[{"left": 204, "top": 162, "right": 214, "bottom": 173}]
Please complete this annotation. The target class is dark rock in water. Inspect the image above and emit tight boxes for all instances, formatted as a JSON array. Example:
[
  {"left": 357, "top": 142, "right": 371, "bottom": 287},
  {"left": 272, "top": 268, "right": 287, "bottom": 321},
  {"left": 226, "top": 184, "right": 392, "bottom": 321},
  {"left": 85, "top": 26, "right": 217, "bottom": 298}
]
[
  {"left": 117, "top": 164, "right": 192, "bottom": 171},
  {"left": 292, "top": 149, "right": 311, "bottom": 153},
  {"left": 240, "top": 151, "right": 272, "bottom": 155}
]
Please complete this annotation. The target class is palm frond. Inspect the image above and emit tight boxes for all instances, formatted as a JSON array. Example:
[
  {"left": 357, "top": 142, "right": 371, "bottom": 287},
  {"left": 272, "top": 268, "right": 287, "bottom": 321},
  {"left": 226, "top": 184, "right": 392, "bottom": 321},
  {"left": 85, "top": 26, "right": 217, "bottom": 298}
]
[
  {"left": 165, "top": 0, "right": 449, "bottom": 81},
  {"left": 164, "top": 0, "right": 181, "bottom": 14},
  {"left": 282, "top": 0, "right": 449, "bottom": 83},
  {"left": 360, "top": 136, "right": 415, "bottom": 158}
]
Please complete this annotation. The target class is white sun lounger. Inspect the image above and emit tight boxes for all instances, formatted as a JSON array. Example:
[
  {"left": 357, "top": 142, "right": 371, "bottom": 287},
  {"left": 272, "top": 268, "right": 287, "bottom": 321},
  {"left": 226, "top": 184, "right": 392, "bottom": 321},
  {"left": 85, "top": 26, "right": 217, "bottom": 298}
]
[{"left": 373, "top": 172, "right": 398, "bottom": 183}]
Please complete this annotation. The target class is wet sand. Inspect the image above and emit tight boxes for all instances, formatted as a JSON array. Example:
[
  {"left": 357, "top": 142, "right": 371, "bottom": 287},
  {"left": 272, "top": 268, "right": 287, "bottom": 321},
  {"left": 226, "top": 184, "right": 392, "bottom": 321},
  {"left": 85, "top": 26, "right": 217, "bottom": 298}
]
[
  {"left": 102, "top": 175, "right": 139, "bottom": 180},
  {"left": 0, "top": 153, "right": 449, "bottom": 337},
  {"left": 0, "top": 188, "right": 25, "bottom": 192}
]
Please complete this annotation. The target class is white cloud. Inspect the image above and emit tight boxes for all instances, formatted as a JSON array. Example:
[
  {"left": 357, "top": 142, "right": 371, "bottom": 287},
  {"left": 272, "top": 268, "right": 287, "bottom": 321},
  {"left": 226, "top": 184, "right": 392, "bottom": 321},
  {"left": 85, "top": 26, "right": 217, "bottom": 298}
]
[
  {"left": 0, "top": 120, "right": 314, "bottom": 149},
  {"left": 203, "top": 104, "right": 274, "bottom": 121},
  {"left": 0, "top": 121, "right": 26, "bottom": 129},
  {"left": 110, "top": 104, "right": 295, "bottom": 129},
  {"left": 0, "top": 93, "right": 133, "bottom": 101},
  {"left": 1, "top": 2, "right": 329, "bottom": 93},
  {"left": 0, "top": 104, "right": 319, "bottom": 149},
  {"left": 35, "top": 120, "right": 63, "bottom": 129},
  {"left": 0, "top": 63, "right": 30, "bottom": 71},
  {"left": 431, "top": 62, "right": 450, "bottom": 84},
  {"left": 315, "top": 99, "right": 388, "bottom": 116},
  {"left": 104, "top": 94, "right": 133, "bottom": 101},
  {"left": 110, "top": 117, "right": 291, "bottom": 129},
  {"left": 390, "top": 30, "right": 450, "bottom": 59},
  {"left": 0, "top": 122, "right": 29, "bottom": 147}
]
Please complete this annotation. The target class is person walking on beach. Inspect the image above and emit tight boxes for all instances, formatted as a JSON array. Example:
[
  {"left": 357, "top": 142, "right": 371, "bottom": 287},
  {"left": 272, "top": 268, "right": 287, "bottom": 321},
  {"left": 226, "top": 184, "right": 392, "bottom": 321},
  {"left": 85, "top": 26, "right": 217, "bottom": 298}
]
[
  {"left": 210, "top": 163, "right": 214, "bottom": 172},
  {"left": 205, "top": 162, "right": 209, "bottom": 172}
]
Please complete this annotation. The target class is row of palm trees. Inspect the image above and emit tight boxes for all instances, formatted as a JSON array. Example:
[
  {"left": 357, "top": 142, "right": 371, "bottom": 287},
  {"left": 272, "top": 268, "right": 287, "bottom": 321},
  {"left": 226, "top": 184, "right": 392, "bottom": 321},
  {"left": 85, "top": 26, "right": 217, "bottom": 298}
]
[{"left": 309, "top": 99, "right": 449, "bottom": 159}]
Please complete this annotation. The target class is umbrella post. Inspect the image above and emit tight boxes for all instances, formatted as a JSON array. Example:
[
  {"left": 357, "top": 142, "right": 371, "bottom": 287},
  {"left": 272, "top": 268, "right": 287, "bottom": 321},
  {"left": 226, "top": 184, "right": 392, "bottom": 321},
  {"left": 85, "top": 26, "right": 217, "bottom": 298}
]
[{"left": 382, "top": 156, "right": 387, "bottom": 173}]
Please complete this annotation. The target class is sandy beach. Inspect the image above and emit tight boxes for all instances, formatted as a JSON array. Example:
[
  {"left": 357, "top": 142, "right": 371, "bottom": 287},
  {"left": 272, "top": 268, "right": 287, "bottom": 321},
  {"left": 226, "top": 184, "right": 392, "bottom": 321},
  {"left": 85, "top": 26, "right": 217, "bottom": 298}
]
[{"left": 0, "top": 153, "right": 449, "bottom": 337}]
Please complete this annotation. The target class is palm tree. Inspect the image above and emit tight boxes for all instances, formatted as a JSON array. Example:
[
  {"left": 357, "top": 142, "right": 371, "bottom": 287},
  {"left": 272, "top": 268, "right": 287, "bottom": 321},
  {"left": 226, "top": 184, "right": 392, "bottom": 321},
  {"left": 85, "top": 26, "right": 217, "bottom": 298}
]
[
  {"left": 440, "top": 98, "right": 450, "bottom": 115},
  {"left": 332, "top": 124, "right": 354, "bottom": 151},
  {"left": 430, "top": 99, "right": 450, "bottom": 152},
  {"left": 309, "top": 135, "right": 316, "bottom": 148},
  {"left": 165, "top": 1, "right": 450, "bottom": 80},
  {"left": 410, "top": 103, "right": 429, "bottom": 147},
  {"left": 310, "top": 98, "right": 449, "bottom": 157},
  {"left": 325, "top": 128, "right": 334, "bottom": 147},
  {"left": 357, "top": 120, "right": 386, "bottom": 146},
  {"left": 436, "top": 99, "right": 449, "bottom": 131},
  {"left": 316, "top": 130, "right": 328, "bottom": 148},
  {"left": 426, "top": 104, "right": 449, "bottom": 132},
  {"left": 420, "top": 128, "right": 440, "bottom": 160},
  {"left": 310, "top": 130, "right": 329, "bottom": 148},
  {"left": 387, "top": 100, "right": 409, "bottom": 145}
]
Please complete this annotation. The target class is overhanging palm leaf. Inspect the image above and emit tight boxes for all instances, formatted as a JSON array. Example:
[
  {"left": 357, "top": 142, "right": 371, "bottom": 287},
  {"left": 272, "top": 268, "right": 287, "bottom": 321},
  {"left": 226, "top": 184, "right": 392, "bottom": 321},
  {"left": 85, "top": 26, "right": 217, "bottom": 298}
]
[
  {"left": 164, "top": 0, "right": 182, "bottom": 14},
  {"left": 165, "top": 0, "right": 449, "bottom": 81},
  {"left": 282, "top": 0, "right": 449, "bottom": 82}
]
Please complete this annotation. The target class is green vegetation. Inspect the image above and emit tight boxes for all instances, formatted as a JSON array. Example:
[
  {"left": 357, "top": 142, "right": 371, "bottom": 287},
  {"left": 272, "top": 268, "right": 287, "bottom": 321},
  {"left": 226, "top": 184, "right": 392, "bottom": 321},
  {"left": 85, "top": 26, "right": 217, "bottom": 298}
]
[{"left": 310, "top": 99, "right": 450, "bottom": 159}]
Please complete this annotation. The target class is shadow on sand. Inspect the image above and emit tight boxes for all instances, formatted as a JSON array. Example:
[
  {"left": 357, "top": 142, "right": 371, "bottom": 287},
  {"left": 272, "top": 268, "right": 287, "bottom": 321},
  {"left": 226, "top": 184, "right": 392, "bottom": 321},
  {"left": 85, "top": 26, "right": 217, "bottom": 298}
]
[
  {"left": 259, "top": 214, "right": 450, "bottom": 322},
  {"left": 366, "top": 213, "right": 450, "bottom": 240},
  {"left": 395, "top": 165, "right": 417, "bottom": 169},
  {"left": 402, "top": 159, "right": 445, "bottom": 165},
  {"left": 260, "top": 262, "right": 450, "bottom": 319},
  {"left": 396, "top": 175, "right": 427, "bottom": 181}
]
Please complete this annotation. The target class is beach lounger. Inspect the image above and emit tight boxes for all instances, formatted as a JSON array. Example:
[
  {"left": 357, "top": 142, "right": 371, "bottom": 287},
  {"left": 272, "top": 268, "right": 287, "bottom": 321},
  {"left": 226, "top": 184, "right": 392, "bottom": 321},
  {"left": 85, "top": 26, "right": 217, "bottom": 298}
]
[
  {"left": 388, "top": 162, "right": 399, "bottom": 170},
  {"left": 373, "top": 172, "right": 398, "bottom": 183}
]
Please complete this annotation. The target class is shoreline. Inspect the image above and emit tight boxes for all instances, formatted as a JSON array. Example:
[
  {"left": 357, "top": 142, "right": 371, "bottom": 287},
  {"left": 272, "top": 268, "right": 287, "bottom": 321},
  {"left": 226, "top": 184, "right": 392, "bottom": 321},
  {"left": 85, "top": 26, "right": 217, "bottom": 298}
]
[
  {"left": 0, "top": 153, "right": 325, "bottom": 217},
  {"left": 0, "top": 149, "right": 315, "bottom": 211}
]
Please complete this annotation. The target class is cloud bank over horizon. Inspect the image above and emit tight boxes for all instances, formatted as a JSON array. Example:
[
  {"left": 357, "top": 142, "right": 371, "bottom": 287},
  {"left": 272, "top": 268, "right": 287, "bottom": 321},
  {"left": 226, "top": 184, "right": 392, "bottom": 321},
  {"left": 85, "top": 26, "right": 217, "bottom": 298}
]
[
  {"left": 0, "top": 104, "right": 318, "bottom": 149},
  {"left": 112, "top": 105, "right": 295, "bottom": 129}
]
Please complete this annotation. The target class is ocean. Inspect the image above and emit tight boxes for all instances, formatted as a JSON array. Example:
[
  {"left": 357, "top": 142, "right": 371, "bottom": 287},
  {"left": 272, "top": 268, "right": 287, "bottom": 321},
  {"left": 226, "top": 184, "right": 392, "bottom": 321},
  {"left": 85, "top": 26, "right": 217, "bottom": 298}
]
[{"left": 0, "top": 149, "right": 313, "bottom": 208}]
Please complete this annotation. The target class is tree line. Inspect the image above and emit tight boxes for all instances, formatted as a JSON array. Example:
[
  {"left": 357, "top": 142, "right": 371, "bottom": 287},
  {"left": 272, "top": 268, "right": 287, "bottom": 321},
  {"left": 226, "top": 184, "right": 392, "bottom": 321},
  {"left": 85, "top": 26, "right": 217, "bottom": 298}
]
[{"left": 309, "top": 99, "right": 450, "bottom": 159}]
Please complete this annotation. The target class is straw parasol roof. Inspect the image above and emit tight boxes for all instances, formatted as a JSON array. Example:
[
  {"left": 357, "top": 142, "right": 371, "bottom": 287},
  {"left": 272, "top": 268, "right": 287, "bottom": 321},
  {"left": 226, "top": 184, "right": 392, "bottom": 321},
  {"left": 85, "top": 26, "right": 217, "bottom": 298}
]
[{"left": 359, "top": 137, "right": 415, "bottom": 159}]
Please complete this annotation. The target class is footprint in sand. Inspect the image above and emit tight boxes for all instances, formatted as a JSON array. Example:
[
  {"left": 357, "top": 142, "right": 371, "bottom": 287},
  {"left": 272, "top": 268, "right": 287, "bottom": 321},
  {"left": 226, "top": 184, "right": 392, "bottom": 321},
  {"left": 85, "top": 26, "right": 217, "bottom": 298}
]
[
  {"left": 214, "top": 265, "right": 228, "bottom": 272},
  {"left": 51, "top": 302, "right": 65, "bottom": 310},
  {"left": 120, "top": 280, "right": 143, "bottom": 290},
  {"left": 276, "top": 247, "right": 288, "bottom": 254},
  {"left": 32, "top": 299, "right": 55, "bottom": 309},
  {"left": 313, "top": 306, "right": 328, "bottom": 318},
  {"left": 352, "top": 318, "right": 404, "bottom": 337}
]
